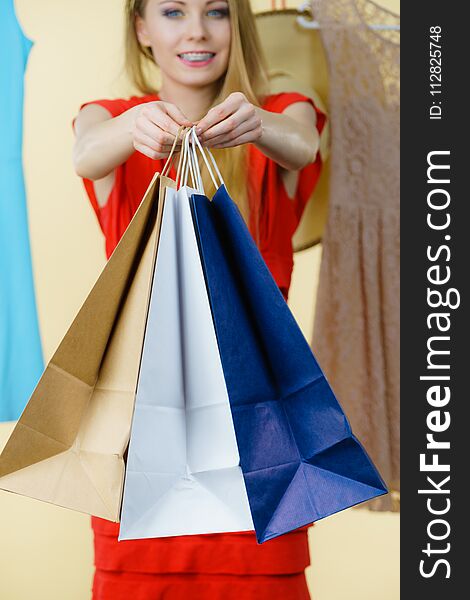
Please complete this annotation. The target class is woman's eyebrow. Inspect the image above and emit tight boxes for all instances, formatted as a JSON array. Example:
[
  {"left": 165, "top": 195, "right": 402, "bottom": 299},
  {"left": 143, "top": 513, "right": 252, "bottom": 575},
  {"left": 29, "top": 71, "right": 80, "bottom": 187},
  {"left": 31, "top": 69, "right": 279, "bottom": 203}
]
[
  {"left": 158, "top": 0, "right": 228, "bottom": 5},
  {"left": 158, "top": 0, "right": 228, "bottom": 6}
]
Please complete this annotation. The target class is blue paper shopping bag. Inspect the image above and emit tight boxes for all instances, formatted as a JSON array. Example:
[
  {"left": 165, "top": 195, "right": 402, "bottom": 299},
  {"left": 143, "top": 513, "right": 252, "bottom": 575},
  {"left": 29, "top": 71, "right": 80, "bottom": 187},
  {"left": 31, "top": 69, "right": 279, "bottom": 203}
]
[{"left": 190, "top": 184, "right": 388, "bottom": 544}]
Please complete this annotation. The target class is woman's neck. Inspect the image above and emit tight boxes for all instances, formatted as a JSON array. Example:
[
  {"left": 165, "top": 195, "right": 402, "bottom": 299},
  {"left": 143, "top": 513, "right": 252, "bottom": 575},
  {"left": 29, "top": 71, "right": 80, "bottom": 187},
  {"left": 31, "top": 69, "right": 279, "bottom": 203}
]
[{"left": 158, "top": 77, "right": 219, "bottom": 123}]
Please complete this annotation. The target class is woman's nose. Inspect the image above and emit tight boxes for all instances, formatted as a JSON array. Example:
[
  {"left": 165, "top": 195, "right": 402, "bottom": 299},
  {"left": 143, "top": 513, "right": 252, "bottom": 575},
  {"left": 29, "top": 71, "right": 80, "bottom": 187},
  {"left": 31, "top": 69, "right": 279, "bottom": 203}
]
[{"left": 185, "top": 16, "right": 208, "bottom": 41}]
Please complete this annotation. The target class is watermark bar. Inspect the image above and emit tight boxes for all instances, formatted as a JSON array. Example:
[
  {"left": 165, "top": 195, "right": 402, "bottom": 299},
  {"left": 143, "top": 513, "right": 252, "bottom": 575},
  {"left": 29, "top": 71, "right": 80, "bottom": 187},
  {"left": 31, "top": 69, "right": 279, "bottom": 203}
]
[{"left": 401, "top": 2, "right": 467, "bottom": 596}]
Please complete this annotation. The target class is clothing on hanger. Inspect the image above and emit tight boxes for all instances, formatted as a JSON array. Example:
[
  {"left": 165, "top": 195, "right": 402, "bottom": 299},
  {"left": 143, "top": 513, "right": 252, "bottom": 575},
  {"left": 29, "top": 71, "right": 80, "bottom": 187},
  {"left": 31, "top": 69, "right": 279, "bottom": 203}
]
[
  {"left": 310, "top": 0, "right": 400, "bottom": 511},
  {"left": 0, "top": 0, "right": 43, "bottom": 422}
]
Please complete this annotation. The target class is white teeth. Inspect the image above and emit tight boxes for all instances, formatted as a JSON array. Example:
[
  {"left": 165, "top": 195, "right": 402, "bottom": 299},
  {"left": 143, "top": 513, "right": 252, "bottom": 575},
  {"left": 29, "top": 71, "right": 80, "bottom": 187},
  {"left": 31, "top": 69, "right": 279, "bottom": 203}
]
[{"left": 179, "top": 52, "right": 215, "bottom": 62}]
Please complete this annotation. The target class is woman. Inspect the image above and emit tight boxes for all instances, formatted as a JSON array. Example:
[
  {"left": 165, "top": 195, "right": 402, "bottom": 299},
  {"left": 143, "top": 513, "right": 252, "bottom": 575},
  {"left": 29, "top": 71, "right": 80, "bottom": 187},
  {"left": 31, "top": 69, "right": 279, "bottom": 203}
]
[{"left": 73, "top": 0, "right": 326, "bottom": 598}]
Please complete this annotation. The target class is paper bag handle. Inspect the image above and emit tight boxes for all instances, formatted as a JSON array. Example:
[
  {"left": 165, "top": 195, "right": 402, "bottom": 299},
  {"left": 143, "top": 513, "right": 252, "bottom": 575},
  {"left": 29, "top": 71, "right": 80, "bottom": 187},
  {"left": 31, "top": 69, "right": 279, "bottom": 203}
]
[
  {"left": 177, "top": 126, "right": 203, "bottom": 190},
  {"left": 175, "top": 125, "right": 194, "bottom": 187},
  {"left": 177, "top": 126, "right": 225, "bottom": 195},
  {"left": 177, "top": 127, "right": 194, "bottom": 189},
  {"left": 161, "top": 125, "right": 185, "bottom": 178},
  {"left": 191, "top": 128, "right": 225, "bottom": 192}
]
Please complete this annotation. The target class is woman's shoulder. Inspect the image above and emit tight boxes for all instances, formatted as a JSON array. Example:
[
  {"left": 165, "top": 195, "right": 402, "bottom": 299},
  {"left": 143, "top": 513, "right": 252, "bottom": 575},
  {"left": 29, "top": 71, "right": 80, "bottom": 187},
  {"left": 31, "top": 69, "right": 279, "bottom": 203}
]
[
  {"left": 116, "top": 93, "right": 160, "bottom": 109},
  {"left": 260, "top": 91, "right": 316, "bottom": 113},
  {"left": 76, "top": 93, "right": 160, "bottom": 119}
]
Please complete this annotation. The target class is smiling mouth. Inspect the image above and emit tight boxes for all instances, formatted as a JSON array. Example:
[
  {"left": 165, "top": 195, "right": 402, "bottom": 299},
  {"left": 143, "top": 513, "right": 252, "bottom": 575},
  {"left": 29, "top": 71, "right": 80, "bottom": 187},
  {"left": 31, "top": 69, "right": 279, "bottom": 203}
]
[{"left": 177, "top": 52, "right": 216, "bottom": 63}]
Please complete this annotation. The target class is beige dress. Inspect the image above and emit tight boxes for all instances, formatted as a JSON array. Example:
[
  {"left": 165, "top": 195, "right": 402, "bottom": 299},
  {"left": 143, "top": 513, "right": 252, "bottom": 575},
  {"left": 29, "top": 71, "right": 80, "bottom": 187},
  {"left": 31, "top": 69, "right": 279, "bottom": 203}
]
[{"left": 311, "top": 0, "right": 400, "bottom": 511}]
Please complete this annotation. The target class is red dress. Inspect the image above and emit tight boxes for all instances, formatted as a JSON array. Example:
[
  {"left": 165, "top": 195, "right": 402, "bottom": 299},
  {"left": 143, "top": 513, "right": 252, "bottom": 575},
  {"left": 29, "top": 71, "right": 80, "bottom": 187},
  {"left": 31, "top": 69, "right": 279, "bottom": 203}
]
[{"left": 73, "top": 91, "right": 326, "bottom": 600}]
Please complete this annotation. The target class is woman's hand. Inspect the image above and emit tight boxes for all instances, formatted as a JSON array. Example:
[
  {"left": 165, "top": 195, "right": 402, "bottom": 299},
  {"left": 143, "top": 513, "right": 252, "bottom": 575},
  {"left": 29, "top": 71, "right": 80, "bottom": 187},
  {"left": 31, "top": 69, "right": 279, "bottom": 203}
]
[
  {"left": 131, "top": 101, "right": 192, "bottom": 159},
  {"left": 196, "top": 92, "right": 263, "bottom": 149}
]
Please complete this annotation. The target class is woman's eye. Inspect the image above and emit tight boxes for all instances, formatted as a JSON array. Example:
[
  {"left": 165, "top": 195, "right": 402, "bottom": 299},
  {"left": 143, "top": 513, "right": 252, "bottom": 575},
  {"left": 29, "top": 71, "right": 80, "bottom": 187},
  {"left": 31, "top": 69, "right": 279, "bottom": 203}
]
[
  {"left": 162, "top": 9, "right": 184, "bottom": 18},
  {"left": 207, "top": 8, "right": 229, "bottom": 18},
  {"left": 161, "top": 6, "right": 228, "bottom": 19}
]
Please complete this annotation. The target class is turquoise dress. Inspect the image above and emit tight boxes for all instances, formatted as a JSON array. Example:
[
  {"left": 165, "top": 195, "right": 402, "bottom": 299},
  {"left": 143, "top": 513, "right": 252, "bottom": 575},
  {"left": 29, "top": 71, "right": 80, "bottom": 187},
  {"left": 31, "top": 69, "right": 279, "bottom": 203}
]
[{"left": 0, "top": 0, "right": 43, "bottom": 421}]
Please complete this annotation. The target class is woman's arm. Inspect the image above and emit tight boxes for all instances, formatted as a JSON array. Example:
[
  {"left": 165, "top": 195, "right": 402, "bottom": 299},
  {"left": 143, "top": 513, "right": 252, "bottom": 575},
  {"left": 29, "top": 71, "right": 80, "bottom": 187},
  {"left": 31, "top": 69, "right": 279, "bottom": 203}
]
[
  {"left": 73, "top": 101, "right": 192, "bottom": 181},
  {"left": 253, "top": 102, "right": 319, "bottom": 171},
  {"left": 73, "top": 104, "right": 136, "bottom": 181},
  {"left": 195, "top": 92, "right": 320, "bottom": 171}
]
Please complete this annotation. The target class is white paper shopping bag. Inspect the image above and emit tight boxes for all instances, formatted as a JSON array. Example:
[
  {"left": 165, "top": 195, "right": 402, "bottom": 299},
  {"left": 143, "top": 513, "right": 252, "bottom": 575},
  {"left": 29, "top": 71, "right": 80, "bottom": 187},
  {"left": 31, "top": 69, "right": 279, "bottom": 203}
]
[{"left": 118, "top": 182, "right": 253, "bottom": 540}]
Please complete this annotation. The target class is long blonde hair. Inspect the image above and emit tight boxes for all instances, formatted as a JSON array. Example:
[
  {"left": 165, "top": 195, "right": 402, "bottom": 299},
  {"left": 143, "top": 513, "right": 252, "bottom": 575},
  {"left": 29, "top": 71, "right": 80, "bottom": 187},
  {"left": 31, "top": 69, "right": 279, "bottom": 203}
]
[{"left": 124, "top": 0, "right": 269, "bottom": 222}]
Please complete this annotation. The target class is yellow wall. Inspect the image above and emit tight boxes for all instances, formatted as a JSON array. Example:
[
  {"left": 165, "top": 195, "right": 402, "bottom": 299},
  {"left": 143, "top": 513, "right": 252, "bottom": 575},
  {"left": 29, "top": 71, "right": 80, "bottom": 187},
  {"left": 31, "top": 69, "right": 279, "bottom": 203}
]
[{"left": 0, "top": 1, "right": 399, "bottom": 598}]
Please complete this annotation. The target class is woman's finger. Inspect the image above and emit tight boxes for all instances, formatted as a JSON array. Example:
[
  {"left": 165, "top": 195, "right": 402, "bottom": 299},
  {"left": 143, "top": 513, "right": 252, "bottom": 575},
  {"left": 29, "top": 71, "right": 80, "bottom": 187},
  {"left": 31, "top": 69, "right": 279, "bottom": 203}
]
[
  {"left": 133, "top": 129, "right": 181, "bottom": 158},
  {"left": 201, "top": 105, "right": 256, "bottom": 142},
  {"left": 162, "top": 103, "right": 193, "bottom": 128},
  {"left": 134, "top": 130, "right": 181, "bottom": 153},
  {"left": 136, "top": 118, "right": 178, "bottom": 146},
  {"left": 141, "top": 103, "right": 186, "bottom": 137},
  {"left": 202, "top": 116, "right": 259, "bottom": 146},
  {"left": 133, "top": 142, "right": 169, "bottom": 160},
  {"left": 146, "top": 109, "right": 182, "bottom": 139},
  {"left": 196, "top": 93, "right": 243, "bottom": 134},
  {"left": 210, "top": 128, "right": 263, "bottom": 149},
  {"left": 137, "top": 100, "right": 191, "bottom": 137}
]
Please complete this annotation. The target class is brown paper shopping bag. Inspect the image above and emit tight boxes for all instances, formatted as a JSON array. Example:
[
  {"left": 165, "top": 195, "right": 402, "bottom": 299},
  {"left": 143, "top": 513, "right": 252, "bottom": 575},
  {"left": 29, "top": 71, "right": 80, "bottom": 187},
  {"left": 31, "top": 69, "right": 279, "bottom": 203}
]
[{"left": 0, "top": 168, "right": 177, "bottom": 521}]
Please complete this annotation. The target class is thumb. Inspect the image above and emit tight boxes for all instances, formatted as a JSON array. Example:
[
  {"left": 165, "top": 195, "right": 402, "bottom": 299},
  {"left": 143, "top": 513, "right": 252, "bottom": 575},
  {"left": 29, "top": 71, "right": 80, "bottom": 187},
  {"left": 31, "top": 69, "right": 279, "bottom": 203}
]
[{"left": 164, "top": 103, "right": 193, "bottom": 127}]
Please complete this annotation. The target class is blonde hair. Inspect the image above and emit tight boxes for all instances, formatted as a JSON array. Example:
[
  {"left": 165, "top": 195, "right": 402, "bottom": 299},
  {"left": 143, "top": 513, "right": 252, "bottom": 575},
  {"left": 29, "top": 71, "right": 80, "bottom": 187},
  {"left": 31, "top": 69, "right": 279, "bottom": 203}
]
[{"left": 124, "top": 0, "right": 269, "bottom": 223}]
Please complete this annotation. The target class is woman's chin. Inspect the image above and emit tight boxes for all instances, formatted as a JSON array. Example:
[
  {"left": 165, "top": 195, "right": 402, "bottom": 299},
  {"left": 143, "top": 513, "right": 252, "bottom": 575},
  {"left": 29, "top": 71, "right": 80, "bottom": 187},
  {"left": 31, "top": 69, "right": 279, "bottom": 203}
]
[
  {"left": 174, "top": 72, "right": 225, "bottom": 89},
  {"left": 170, "top": 61, "right": 227, "bottom": 89}
]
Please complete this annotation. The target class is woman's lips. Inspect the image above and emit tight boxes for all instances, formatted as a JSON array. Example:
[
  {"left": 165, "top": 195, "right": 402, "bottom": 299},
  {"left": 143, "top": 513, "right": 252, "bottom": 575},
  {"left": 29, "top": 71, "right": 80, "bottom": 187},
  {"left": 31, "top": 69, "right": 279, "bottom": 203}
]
[{"left": 177, "top": 52, "right": 216, "bottom": 68}]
